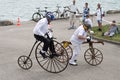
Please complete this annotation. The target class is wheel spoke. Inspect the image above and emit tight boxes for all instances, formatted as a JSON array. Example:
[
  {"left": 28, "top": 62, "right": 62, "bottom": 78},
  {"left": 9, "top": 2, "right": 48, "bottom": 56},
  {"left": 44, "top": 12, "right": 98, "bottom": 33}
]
[
  {"left": 35, "top": 41, "right": 68, "bottom": 73},
  {"left": 18, "top": 55, "right": 32, "bottom": 70},
  {"left": 54, "top": 57, "right": 65, "bottom": 69},
  {"left": 53, "top": 59, "right": 61, "bottom": 71}
]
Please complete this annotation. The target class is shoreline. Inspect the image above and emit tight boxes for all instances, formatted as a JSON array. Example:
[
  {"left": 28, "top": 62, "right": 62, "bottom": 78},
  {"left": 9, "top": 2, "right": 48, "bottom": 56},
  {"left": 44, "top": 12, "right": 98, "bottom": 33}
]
[{"left": 0, "top": 9, "right": 120, "bottom": 26}]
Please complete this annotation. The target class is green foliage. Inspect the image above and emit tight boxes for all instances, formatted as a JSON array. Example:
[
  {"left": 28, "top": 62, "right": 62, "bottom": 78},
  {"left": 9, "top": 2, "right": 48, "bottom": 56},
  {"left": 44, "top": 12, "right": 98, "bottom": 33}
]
[{"left": 92, "top": 25, "right": 120, "bottom": 42}]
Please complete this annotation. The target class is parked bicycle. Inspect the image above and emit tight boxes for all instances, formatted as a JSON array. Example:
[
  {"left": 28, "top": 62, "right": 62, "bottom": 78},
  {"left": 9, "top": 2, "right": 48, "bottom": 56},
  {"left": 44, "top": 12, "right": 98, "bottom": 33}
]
[
  {"left": 60, "top": 6, "right": 69, "bottom": 19},
  {"left": 32, "top": 7, "right": 48, "bottom": 22},
  {"left": 53, "top": 4, "right": 69, "bottom": 19},
  {"left": 53, "top": 4, "right": 62, "bottom": 19}
]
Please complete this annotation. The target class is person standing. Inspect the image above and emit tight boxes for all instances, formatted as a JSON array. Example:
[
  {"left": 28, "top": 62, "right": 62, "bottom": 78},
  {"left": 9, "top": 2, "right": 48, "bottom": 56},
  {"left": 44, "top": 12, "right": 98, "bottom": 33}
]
[
  {"left": 82, "top": 2, "right": 90, "bottom": 23},
  {"left": 69, "top": 23, "right": 91, "bottom": 66},
  {"left": 96, "top": 3, "right": 104, "bottom": 31},
  {"left": 68, "top": 0, "right": 80, "bottom": 30}
]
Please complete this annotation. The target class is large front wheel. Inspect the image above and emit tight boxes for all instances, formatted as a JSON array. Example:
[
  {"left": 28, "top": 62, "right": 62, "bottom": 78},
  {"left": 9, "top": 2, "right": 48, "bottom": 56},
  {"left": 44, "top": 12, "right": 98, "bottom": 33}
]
[
  {"left": 35, "top": 41, "right": 69, "bottom": 73},
  {"left": 84, "top": 48, "right": 103, "bottom": 66}
]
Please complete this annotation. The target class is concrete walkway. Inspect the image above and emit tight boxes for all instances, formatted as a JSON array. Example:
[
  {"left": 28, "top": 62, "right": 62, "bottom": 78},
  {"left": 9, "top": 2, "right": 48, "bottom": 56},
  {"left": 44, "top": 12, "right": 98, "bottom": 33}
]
[{"left": 0, "top": 13, "right": 120, "bottom": 80}]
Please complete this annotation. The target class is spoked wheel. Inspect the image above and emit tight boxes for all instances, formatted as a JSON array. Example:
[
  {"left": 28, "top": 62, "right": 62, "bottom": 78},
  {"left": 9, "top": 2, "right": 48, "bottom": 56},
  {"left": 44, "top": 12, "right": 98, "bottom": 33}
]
[
  {"left": 32, "top": 13, "right": 43, "bottom": 22},
  {"left": 84, "top": 48, "right": 103, "bottom": 66},
  {"left": 61, "top": 42, "right": 73, "bottom": 59},
  {"left": 18, "top": 55, "right": 32, "bottom": 70},
  {"left": 35, "top": 41, "right": 69, "bottom": 73},
  {"left": 53, "top": 11, "right": 60, "bottom": 19}
]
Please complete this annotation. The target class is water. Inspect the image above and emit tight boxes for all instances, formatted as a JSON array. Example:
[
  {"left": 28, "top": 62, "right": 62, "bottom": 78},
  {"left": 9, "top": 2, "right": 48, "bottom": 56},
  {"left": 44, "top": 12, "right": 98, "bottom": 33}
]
[{"left": 0, "top": 0, "right": 120, "bottom": 22}]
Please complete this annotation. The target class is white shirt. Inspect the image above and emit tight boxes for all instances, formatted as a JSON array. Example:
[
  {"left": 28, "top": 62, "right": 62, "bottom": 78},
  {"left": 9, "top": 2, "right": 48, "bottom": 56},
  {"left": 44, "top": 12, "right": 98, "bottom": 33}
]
[
  {"left": 96, "top": 8, "right": 103, "bottom": 20},
  {"left": 69, "top": 4, "right": 78, "bottom": 12},
  {"left": 85, "top": 18, "right": 93, "bottom": 27},
  {"left": 70, "top": 25, "right": 87, "bottom": 44},
  {"left": 33, "top": 18, "right": 48, "bottom": 36}
]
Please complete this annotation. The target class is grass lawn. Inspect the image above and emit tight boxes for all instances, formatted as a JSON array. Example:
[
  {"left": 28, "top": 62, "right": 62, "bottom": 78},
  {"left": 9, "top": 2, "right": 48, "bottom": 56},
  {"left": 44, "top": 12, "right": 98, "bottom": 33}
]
[{"left": 92, "top": 25, "right": 120, "bottom": 42}]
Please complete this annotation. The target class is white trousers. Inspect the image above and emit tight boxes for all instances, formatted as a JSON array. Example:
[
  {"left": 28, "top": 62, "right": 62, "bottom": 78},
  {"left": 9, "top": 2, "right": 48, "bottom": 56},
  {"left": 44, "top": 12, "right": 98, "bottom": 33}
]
[
  {"left": 69, "top": 41, "right": 81, "bottom": 63},
  {"left": 69, "top": 13, "right": 76, "bottom": 27}
]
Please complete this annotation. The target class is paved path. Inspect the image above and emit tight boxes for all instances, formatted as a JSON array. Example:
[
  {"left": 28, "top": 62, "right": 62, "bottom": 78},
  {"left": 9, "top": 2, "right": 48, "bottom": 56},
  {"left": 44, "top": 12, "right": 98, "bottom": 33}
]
[{"left": 0, "top": 15, "right": 120, "bottom": 80}]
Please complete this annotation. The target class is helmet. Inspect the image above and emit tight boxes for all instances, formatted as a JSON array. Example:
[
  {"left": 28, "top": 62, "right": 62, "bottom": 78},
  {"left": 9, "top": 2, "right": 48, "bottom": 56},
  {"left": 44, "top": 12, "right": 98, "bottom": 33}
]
[
  {"left": 45, "top": 12, "right": 55, "bottom": 20},
  {"left": 83, "top": 22, "right": 91, "bottom": 30}
]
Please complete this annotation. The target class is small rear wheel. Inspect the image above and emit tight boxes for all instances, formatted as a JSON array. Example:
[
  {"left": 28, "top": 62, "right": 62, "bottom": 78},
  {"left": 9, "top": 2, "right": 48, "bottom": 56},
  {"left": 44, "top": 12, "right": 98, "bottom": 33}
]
[
  {"left": 84, "top": 48, "right": 103, "bottom": 66},
  {"left": 18, "top": 55, "right": 32, "bottom": 70}
]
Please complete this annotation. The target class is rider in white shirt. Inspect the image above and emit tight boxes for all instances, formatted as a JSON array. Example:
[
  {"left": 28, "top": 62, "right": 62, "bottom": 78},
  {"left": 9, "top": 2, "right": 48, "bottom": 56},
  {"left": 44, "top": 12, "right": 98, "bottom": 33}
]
[
  {"left": 33, "top": 12, "right": 59, "bottom": 59},
  {"left": 33, "top": 18, "right": 49, "bottom": 36},
  {"left": 69, "top": 23, "right": 91, "bottom": 66}
]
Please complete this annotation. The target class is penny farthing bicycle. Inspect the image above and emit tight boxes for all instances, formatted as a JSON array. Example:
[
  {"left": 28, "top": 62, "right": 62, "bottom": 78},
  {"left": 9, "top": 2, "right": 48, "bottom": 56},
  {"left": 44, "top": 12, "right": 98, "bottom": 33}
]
[{"left": 17, "top": 35, "right": 69, "bottom": 73}]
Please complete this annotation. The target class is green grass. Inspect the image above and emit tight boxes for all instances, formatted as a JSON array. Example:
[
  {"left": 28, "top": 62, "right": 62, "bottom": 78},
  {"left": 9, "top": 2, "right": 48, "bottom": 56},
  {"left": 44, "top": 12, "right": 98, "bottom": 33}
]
[{"left": 92, "top": 25, "right": 120, "bottom": 42}]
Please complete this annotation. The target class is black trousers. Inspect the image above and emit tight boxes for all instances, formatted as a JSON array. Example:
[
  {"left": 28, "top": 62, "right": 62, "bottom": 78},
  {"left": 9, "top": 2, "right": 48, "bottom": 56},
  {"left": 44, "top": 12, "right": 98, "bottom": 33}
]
[{"left": 34, "top": 34, "right": 55, "bottom": 53}]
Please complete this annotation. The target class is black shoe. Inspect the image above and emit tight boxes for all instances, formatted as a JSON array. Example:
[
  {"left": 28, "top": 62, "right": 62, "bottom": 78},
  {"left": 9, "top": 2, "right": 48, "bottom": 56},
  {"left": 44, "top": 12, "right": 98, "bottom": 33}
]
[
  {"left": 68, "top": 27, "right": 72, "bottom": 30},
  {"left": 50, "top": 53, "right": 60, "bottom": 58},
  {"left": 99, "top": 29, "right": 102, "bottom": 31},
  {"left": 52, "top": 53, "right": 60, "bottom": 57},
  {"left": 98, "top": 28, "right": 102, "bottom": 31},
  {"left": 40, "top": 51, "right": 47, "bottom": 59}
]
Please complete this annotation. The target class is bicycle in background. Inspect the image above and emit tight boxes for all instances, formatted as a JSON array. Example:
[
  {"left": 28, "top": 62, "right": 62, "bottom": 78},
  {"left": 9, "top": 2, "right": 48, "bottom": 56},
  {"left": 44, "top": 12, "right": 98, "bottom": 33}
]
[
  {"left": 32, "top": 7, "right": 49, "bottom": 22},
  {"left": 60, "top": 6, "right": 69, "bottom": 19},
  {"left": 53, "top": 4, "right": 62, "bottom": 19},
  {"left": 53, "top": 4, "right": 69, "bottom": 19}
]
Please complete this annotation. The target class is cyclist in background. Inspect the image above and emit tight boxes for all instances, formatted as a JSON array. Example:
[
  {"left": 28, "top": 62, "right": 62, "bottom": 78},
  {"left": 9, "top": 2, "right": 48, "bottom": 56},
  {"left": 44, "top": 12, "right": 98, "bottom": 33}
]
[{"left": 33, "top": 12, "right": 59, "bottom": 59}]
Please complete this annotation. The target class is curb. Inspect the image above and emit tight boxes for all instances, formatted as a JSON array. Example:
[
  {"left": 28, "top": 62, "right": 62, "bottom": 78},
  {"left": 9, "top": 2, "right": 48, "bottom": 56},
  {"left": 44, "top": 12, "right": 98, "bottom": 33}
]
[{"left": 93, "top": 37, "right": 120, "bottom": 45}]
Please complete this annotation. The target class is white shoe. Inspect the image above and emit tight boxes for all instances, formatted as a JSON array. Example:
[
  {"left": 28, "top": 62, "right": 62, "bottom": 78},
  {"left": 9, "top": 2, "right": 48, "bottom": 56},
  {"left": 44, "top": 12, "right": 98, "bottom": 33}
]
[{"left": 69, "top": 61, "right": 78, "bottom": 66}]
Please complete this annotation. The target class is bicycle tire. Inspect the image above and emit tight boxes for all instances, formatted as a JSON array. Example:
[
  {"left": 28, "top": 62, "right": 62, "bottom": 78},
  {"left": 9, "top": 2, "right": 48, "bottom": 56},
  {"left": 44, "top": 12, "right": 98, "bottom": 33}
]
[
  {"left": 18, "top": 55, "right": 33, "bottom": 70},
  {"left": 35, "top": 40, "right": 69, "bottom": 73},
  {"left": 84, "top": 48, "right": 103, "bottom": 66},
  {"left": 32, "top": 13, "right": 43, "bottom": 22}
]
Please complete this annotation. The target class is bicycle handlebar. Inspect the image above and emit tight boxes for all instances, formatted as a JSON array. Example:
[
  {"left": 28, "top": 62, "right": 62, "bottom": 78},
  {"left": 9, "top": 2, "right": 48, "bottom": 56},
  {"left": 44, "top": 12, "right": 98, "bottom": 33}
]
[{"left": 83, "top": 40, "right": 104, "bottom": 45}]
